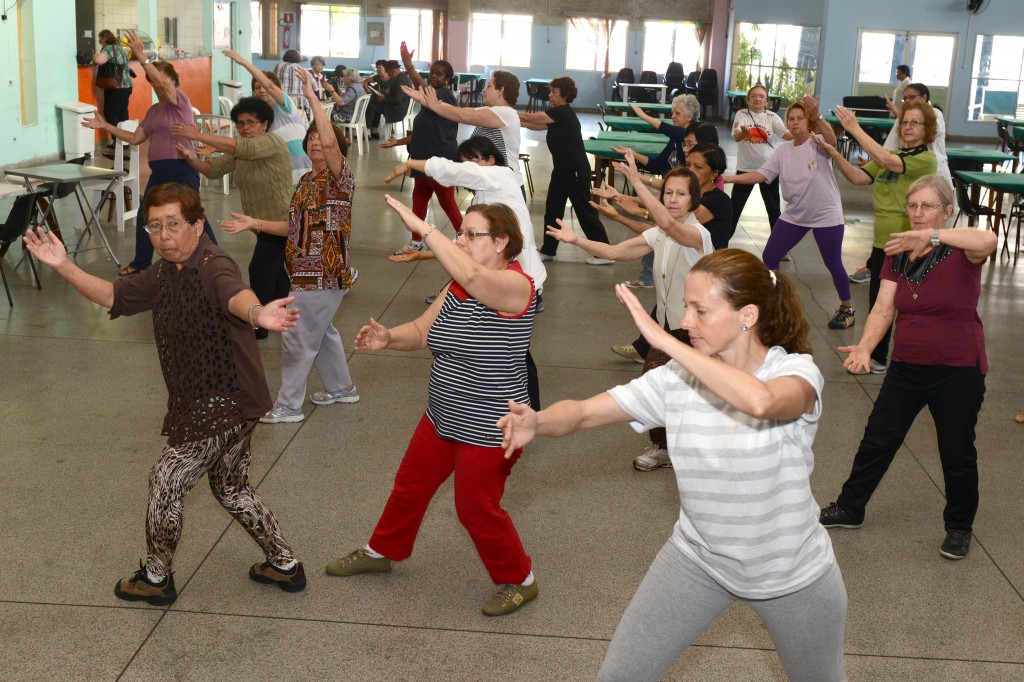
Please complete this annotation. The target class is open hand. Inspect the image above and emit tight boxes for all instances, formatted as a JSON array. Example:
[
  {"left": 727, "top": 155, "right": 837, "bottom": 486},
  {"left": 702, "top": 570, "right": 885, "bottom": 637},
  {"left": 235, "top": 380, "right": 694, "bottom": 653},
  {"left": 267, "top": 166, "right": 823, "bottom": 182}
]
[
  {"left": 82, "top": 111, "right": 108, "bottom": 131},
  {"left": 170, "top": 123, "right": 199, "bottom": 140},
  {"left": 884, "top": 228, "right": 931, "bottom": 260},
  {"left": 615, "top": 283, "right": 677, "bottom": 353},
  {"left": 256, "top": 297, "right": 300, "bottom": 332},
  {"left": 219, "top": 212, "right": 257, "bottom": 235},
  {"left": 544, "top": 218, "right": 578, "bottom": 244},
  {"left": 384, "top": 162, "right": 410, "bottom": 183},
  {"left": 22, "top": 227, "right": 68, "bottom": 269},
  {"left": 384, "top": 193, "right": 429, "bottom": 237},
  {"left": 355, "top": 317, "right": 391, "bottom": 351},
  {"left": 837, "top": 344, "right": 871, "bottom": 375},
  {"left": 591, "top": 182, "right": 620, "bottom": 200},
  {"left": 496, "top": 399, "right": 538, "bottom": 458},
  {"left": 589, "top": 197, "right": 618, "bottom": 219}
]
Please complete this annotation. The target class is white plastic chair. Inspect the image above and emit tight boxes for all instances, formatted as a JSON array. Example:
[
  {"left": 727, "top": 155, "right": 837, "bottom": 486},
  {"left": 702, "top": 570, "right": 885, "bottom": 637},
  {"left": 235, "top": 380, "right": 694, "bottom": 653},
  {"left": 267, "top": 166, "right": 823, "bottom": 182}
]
[
  {"left": 193, "top": 114, "right": 235, "bottom": 194},
  {"left": 218, "top": 96, "right": 234, "bottom": 117},
  {"left": 337, "top": 94, "right": 371, "bottom": 155},
  {"left": 82, "top": 120, "right": 141, "bottom": 232},
  {"left": 382, "top": 97, "right": 417, "bottom": 141}
]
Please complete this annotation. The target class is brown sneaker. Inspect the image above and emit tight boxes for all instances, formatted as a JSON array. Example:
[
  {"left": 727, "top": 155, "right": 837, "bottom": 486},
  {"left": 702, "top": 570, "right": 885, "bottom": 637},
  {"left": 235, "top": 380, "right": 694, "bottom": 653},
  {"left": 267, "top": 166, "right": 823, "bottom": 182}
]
[
  {"left": 325, "top": 548, "right": 392, "bottom": 576},
  {"left": 481, "top": 580, "right": 538, "bottom": 617},
  {"left": 248, "top": 561, "right": 307, "bottom": 592},
  {"left": 114, "top": 563, "right": 177, "bottom": 606}
]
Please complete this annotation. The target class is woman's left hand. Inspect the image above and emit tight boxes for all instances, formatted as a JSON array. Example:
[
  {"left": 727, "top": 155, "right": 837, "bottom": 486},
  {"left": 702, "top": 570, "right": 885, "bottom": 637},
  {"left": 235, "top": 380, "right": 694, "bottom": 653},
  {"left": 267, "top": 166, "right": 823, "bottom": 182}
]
[
  {"left": 588, "top": 197, "right": 618, "bottom": 219},
  {"left": 220, "top": 212, "right": 257, "bottom": 235},
  {"left": 256, "top": 297, "right": 300, "bottom": 332},
  {"left": 384, "top": 193, "right": 428, "bottom": 238},
  {"left": 591, "top": 182, "right": 620, "bottom": 200},
  {"left": 833, "top": 106, "right": 861, "bottom": 133},
  {"left": 802, "top": 94, "right": 822, "bottom": 120},
  {"left": 125, "top": 30, "right": 147, "bottom": 62},
  {"left": 884, "top": 228, "right": 932, "bottom": 259},
  {"left": 614, "top": 283, "right": 676, "bottom": 352},
  {"left": 170, "top": 123, "right": 199, "bottom": 140},
  {"left": 613, "top": 195, "right": 646, "bottom": 217},
  {"left": 296, "top": 67, "right": 316, "bottom": 100},
  {"left": 384, "top": 162, "right": 410, "bottom": 183}
]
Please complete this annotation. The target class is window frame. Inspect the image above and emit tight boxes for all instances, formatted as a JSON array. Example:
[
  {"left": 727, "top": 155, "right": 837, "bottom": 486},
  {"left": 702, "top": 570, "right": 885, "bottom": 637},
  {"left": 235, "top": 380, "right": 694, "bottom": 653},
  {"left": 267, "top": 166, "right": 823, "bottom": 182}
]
[
  {"left": 730, "top": 22, "right": 821, "bottom": 106},
  {"left": 966, "top": 33, "right": 1024, "bottom": 122}
]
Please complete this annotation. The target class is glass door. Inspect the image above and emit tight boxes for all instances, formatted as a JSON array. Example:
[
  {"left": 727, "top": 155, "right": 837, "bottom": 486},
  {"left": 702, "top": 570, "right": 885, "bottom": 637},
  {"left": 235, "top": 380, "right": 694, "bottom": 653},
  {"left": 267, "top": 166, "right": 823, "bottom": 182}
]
[{"left": 854, "top": 30, "right": 956, "bottom": 111}]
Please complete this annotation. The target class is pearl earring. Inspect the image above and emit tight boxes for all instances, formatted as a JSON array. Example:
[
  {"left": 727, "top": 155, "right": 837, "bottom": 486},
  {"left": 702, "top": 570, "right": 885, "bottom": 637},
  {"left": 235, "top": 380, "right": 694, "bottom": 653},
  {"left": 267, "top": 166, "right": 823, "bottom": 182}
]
[
  {"left": 495, "top": 248, "right": 501, "bottom": 253},
  {"left": 741, "top": 323, "right": 749, "bottom": 332}
]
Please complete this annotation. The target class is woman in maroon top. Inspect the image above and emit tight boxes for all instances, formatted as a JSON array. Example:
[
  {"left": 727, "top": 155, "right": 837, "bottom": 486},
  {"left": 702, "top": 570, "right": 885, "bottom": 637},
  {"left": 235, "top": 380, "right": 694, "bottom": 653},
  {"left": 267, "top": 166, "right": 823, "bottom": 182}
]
[{"left": 819, "top": 175, "right": 996, "bottom": 561}]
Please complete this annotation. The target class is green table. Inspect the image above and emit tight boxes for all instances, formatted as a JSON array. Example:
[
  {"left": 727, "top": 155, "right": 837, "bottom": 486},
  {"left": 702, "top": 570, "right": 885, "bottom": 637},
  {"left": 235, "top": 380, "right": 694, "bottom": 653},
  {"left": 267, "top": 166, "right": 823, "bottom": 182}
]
[
  {"left": 597, "top": 130, "right": 669, "bottom": 143},
  {"left": 603, "top": 101, "right": 673, "bottom": 116},
  {"left": 604, "top": 115, "right": 657, "bottom": 132},
  {"left": 525, "top": 78, "right": 552, "bottom": 113},
  {"left": 994, "top": 116, "right": 1024, "bottom": 126},
  {"left": 955, "top": 170, "right": 1024, "bottom": 263},
  {"left": 823, "top": 115, "right": 895, "bottom": 130},
  {"left": 584, "top": 139, "right": 668, "bottom": 187},
  {"left": 946, "top": 147, "right": 1016, "bottom": 170}
]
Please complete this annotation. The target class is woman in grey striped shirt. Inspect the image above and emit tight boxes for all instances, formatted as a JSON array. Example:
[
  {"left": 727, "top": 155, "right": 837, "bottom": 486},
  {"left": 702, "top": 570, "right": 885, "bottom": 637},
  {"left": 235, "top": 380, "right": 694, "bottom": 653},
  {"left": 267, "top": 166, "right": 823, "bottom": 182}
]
[{"left": 499, "top": 249, "right": 847, "bottom": 681}]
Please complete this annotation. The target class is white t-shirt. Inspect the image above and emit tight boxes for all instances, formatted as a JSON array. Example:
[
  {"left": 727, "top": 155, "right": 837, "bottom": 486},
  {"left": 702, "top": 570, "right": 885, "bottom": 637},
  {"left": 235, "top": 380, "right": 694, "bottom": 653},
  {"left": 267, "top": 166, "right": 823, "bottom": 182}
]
[
  {"left": 424, "top": 157, "right": 546, "bottom": 291},
  {"left": 608, "top": 347, "right": 835, "bottom": 599},
  {"left": 640, "top": 221, "right": 712, "bottom": 329},
  {"left": 471, "top": 105, "right": 523, "bottom": 187},
  {"left": 757, "top": 139, "right": 845, "bottom": 228},
  {"left": 732, "top": 109, "right": 789, "bottom": 171}
]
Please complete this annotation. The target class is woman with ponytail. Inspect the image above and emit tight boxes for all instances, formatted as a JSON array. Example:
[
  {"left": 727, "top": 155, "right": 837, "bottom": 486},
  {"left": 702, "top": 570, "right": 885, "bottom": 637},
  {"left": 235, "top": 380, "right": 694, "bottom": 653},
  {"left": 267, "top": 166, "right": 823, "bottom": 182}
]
[{"left": 498, "top": 248, "right": 847, "bottom": 681}]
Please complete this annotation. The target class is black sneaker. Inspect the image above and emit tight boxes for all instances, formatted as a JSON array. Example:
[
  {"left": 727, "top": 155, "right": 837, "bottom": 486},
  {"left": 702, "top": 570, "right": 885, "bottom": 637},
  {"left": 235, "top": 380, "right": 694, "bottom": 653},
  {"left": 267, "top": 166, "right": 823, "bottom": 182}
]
[
  {"left": 939, "top": 530, "right": 972, "bottom": 560},
  {"left": 828, "top": 306, "right": 855, "bottom": 330},
  {"left": 249, "top": 561, "right": 307, "bottom": 592},
  {"left": 114, "top": 562, "right": 177, "bottom": 606},
  {"left": 819, "top": 502, "right": 863, "bottom": 529}
]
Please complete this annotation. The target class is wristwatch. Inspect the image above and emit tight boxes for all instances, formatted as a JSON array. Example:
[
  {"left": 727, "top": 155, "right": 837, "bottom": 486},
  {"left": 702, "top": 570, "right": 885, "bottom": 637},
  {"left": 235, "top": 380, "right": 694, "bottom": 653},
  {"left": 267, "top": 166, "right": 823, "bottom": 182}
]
[
  {"left": 930, "top": 229, "right": 941, "bottom": 246},
  {"left": 142, "top": 58, "right": 151, "bottom": 65}
]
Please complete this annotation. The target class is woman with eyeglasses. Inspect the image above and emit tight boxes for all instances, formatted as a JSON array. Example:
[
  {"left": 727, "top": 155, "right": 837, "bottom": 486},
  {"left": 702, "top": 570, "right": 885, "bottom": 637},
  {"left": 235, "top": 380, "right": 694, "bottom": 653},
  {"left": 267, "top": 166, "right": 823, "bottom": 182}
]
[
  {"left": 82, "top": 30, "right": 217, "bottom": 277},
  {"left": 729, "top": 84, "right": 792, "bottom": 237},
  {"left": 172, "top": 97, "right": 293, "bottom": 339},
  {"left": 817, "top": 101, "right": 937, "bottom": 374},
  {"left": 820, "top": 175, "right": 996, "bottom": 561},
  {"left": 326, "top": 196, "right": 541, "bottom": 619}
]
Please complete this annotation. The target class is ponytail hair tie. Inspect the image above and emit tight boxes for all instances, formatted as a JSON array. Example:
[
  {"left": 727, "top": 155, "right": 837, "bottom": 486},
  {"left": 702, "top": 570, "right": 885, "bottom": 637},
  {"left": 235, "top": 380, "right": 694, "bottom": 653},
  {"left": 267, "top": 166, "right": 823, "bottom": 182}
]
[{"left": 769, "top": 270, "right": 777, "bottom": 287}]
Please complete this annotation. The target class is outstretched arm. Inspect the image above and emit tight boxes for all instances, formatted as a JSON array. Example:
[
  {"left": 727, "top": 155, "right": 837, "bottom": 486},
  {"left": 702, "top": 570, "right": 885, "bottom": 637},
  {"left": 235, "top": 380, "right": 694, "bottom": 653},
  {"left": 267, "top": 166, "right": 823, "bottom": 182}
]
[
  {"left": 837, "top": 281, "right": 896, "bottom": 374},
  {"left": 496, "top": 394, "right": 632, "bottom": 458},
  {"left": 812, "top": 135, "right": 873, "bottom": 185},
  {"left": 228, "top": 292, "right": 300, "bottom": 332},
  {"left": 544, "top": 218, "right": 651, "bottom": 260},
  {"left": 223, "top": 49, "right": 286, "bottom": 107},
  {"left": 22, "top": 228, "right": 114, "bottom": 307},
  {"left": 722, "top": 171, "right": 767, "bottom": 185},
  {"left": 404, "top": 84, "right": 505, "bottom": 127},
  {"left": 615, "top": 284, "right": 817, "bottom": 419},
  {"left": 833, "top": 106, "right": 902, "bottom": 172},
  {"left": 615, "top": 149, "right": 707, "bottom": 252}
]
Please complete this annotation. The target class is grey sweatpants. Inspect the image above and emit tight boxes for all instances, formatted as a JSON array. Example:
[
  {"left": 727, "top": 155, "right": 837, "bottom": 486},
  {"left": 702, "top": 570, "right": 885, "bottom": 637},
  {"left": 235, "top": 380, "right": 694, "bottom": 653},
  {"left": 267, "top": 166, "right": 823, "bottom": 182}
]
[
  {"left": 599, "top": 541, "right": 847, "bottom": 682},
  {"left": 277, "top": 288, "right": 353, "bottom": 409}
]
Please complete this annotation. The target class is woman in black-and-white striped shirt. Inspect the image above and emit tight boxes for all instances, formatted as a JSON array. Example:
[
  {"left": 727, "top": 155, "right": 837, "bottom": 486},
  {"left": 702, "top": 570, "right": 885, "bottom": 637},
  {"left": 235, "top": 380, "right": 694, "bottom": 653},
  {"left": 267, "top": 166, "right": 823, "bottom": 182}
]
[{"left": 326, "top": 195, "right": 540, "bottom": 618}]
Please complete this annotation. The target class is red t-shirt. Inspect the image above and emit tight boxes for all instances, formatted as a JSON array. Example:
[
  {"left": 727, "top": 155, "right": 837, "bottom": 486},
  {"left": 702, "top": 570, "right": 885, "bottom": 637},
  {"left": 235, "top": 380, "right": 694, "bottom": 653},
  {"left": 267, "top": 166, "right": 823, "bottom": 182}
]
[{"left": 882, "top": 248, "right": 987, "bottom": 373}]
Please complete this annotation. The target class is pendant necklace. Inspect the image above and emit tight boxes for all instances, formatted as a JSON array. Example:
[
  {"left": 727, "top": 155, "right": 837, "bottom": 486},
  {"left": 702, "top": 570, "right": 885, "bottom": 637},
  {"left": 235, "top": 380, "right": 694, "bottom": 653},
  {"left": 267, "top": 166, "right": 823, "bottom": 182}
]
[{"left": 901, "top": 250, "right": 931, "bottom": 300}]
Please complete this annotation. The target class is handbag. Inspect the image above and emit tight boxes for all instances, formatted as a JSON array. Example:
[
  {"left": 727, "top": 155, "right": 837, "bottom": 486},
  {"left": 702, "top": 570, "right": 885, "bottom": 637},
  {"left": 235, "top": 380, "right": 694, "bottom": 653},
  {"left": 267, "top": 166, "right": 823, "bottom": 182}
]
[{"left": 96, "top": 62, "right": 119, "bottom": 90}]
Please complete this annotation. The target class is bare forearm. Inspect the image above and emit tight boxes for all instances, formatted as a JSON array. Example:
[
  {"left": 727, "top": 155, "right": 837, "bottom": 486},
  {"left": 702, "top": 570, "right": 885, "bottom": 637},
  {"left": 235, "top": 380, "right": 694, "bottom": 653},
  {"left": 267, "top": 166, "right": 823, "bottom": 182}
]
[
  {"left": 54, "top": 261, "right": 115, "bottom": 308},
  {"left": 937, "top": 227, "right": 997, "bottom": 262},
  {"left": 382, "top": 320, "right": 429, "bottom": 352},
  {"left": 854, "top": 306, "right": 895, "bottom": 356},
  {"left": 252, "top": 218, "right": 289, "bottom": 237},
  {"left": 725, "top": 171, "right": 767, "bottom": 185}
]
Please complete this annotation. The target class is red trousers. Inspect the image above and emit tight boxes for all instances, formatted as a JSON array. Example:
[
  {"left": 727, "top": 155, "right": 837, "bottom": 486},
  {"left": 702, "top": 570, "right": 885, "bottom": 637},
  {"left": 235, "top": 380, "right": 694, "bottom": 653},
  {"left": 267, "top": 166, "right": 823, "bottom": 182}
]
[
  {"left": 369, "top": 415, "right": 531, "bottom": 584},
  {"left": 412, "top": 177, "right": 464, "bottom": 233}
]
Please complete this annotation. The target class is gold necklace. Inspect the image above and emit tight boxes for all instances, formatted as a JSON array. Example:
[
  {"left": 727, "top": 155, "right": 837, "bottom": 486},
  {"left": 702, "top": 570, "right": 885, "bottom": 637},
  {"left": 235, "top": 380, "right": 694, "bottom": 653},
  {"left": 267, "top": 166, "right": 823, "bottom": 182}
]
[{"left": 901, "top": 247, "right": 935, "bottom": 300}]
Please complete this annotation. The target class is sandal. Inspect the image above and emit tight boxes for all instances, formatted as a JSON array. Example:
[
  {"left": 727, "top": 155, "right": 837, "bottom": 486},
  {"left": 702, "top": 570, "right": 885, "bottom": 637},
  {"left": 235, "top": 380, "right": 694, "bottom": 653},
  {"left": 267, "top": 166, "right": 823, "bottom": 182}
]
[{"left": 118, "top": 265, "right": 142, "bottom": 277}]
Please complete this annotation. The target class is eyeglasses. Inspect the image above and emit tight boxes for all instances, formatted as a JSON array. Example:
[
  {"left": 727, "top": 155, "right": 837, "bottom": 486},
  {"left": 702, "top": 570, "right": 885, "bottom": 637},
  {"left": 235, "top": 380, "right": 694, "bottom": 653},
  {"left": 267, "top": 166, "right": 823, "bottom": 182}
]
[
  {"left": 901, "top": 120, "right": 925, "bottom": 128},
  {"left": 235, "top": 118, "right": 263, "bottom": 128},
  {"left": 143, "top": 219, "right": 188, "bottom": 235},
  {"left": 683, "top": 139, "right": 697, "bottom": 150},
  {"left": 462, "top": 231, "right": 493, "bottom": 241},
  {"left": 904, "top": 202, "right": 944, "bottom": 213},
  {"left": 747, "top": 93, "right": 767, "bottom": 100}
]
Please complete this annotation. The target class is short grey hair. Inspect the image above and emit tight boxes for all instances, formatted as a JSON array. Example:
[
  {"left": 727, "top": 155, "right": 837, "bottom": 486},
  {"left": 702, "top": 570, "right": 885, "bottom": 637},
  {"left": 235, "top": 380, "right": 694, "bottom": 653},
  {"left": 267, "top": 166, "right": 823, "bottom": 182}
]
[
  {"left": 342, "top": 68, "right": 360, "bottom": 80},
  {"left": 906, "top": 175, "right": 954, "bottom": 208},
  {"left": 673, "top": 94, "right": 700, "bottom": 121}
]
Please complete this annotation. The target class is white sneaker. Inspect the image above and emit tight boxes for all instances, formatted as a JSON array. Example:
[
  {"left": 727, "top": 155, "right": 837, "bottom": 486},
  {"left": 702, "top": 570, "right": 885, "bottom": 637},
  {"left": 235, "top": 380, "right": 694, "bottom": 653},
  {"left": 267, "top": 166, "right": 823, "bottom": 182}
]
[
  {"left": 586, "top": 257, "right": 614, "bottom": 266},
  {"left": 537, "top": 251, "right": 554, "bottom": 262},
  {"left": 611, "top": 343, "right": 644, "bottom": 364},
  {"left": 633, "top": 445, "right": 671, "bottom": 471},
  {"left": 869, "top": 359, "right": 887, "bottom": 374},
  {"left": 310, "top": 386, "right": 360, "bottom": 405},
  {"left": 848, "top": 267, "right": 871, "bottom": 284},
  {"left": 394, "top": 240, "right": 426, "bottom": 256},
  {"left": 260, "top": 404, "right": 305, "bottom": 424}
]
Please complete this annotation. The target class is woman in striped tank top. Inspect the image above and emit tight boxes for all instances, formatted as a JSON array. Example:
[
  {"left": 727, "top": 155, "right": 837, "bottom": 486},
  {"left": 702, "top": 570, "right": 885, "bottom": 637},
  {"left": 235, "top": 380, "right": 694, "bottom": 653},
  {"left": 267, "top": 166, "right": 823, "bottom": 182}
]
[
  {"left": 326, "top": 196, "right": 541, "bottom": 618},
  {"left": 499, "top": 249, "right": 847, "bottom": 681}
]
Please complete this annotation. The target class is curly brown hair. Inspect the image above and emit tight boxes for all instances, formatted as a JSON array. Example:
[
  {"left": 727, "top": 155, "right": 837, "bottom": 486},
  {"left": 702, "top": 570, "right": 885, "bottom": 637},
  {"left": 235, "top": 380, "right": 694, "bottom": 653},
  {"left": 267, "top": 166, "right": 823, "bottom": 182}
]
[
  {"left": 691, "top": 249, "right": 811, "bottom": 355},
  {"left": 143, "top": 183, "right": 205, "bottom": 225},
  {"left": 898, "top": 100, "right": 937, "bottom": 145},
  {"left": 465, "top": 204, "right": 523, "bottom": 262}
]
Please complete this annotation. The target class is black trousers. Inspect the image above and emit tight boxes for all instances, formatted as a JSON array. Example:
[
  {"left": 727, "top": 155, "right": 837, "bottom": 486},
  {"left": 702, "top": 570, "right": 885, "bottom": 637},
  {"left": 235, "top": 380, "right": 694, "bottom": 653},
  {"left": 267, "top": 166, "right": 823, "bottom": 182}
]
[
  {"left": 540, "top": 171, "right": 609, "bottom": 255},
  {"left": 103, "top": 87, "right": 132, "bottom": 129},
  {"left": 249, "top": 234, "right": 290, "bottom": 305},
  {"left": 642, "top": 327, "right": 691, "bottom": 449},
  {"left": 729, "top": 175, "right": 781, "bottom": 236},
  {"left": 837, "top": 361, "right": 985, "bottom": 531},
  {"left": 866, "top": 247, "right": 894, "bottom": 365}
]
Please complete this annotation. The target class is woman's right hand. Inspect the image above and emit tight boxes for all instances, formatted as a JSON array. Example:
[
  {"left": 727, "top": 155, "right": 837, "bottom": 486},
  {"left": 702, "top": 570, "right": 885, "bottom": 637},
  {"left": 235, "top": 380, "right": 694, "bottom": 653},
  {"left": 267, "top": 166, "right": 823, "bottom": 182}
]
[
  {"left": 125, "top": 30, "right": 147, "bottom": 62},
  {"left": 384, "top": 162, "right": 409, "bottom": 183},
  {"left": 545, "top": 218, "right": 578, "bottom": 244},
  {"left": 837, "top": 344, "right": 872, "bottom": 375},
  {"left": 384, "top": 193, "right": 430, "bottom": 237},
  {"left": 591, "top": 182, "right": 620, "bottom": 200},
  {"left": 22, "top": 227, "right": 68, "bottom": 270},
  {"left": 355, "top": 317, "right": 391, "bottom": 351},
  {"left": 219, "top": 212, "right": 257, "bottom": 235},
  {"left": 833, "top": 106, "right": 861, "bottom": 133},
  {"left": 82, "top": 112, "right": 108, "bottom": 131},
  {"left": 497, "top": 400, "right": 538, "bottom": 458},
  {"left": 588, "top": 197, "right": 618, "bottom": 219},
  {"left": 222, "top": 49, "right": 244, "bottom": 64},
  {"left": 614, "top": 195, "right": 646, "bottom": 217}
]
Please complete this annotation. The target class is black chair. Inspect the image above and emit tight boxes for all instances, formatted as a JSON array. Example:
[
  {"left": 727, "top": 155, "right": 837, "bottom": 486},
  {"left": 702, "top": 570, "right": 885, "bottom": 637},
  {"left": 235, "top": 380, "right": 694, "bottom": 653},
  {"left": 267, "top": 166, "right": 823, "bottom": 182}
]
[
  {"left": 953, "top": 176, "right": 997, "bottom": 229},
  {"left": 459, "top": 77, "right": 486, "bottom": 107},
  {"left": 0, "top": 192, "right": 44, "bottom": 306},
  {"left": 683, "top": 71, "right": 700, "bottom": 95},
  {"left": 527, "top": 83, "right": 550, "bottom": 113},
  {"left": 696, "top": 69, "right": 719, "bottom": 119},
  {"left": 633, "top": 70, "right": 660, "bottom": 103},
  {"left": 664, "top": 62, "right": 685, "bottom": 100},
  {"left": 611, "top": 68, "right": 635, "bottom": 102}
]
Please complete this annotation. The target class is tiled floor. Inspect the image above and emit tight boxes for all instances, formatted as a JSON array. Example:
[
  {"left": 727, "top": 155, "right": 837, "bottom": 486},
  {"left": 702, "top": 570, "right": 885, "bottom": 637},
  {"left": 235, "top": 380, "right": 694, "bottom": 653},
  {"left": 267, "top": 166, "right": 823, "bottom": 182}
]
[{"left": 1, "top": 115, "right": 1022, "bottom": 681}]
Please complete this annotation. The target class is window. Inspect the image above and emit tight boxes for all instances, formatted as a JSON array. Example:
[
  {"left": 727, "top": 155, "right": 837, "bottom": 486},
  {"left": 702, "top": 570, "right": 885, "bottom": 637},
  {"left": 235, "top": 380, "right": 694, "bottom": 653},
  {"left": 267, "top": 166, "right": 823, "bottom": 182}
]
[
  {"left": 968, "top": 35, "right": 1024, "bottom": 121},
  {"left": 731, "top": 23, "right": 820, "bottom": 105},
  {"left": 299, "top": 4, "right": 360, "bottom": 59},
  {"left": 470, "top": 13, "right": 533, "bottom": 68},
  {"left": 250, "top": 2, "right": 262, "bottom": 55},
  {"left": 642, "top": 21, "right": 703, "bottom": 74},
  {"left": 389, "top": 8, "right": 434, "bottom": 62},
  {"left": 854, "top": 30, "right": 955, "bottom": 109},
  {"left": 565, "top": 18, "right": 628, "bottom": 74}
]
